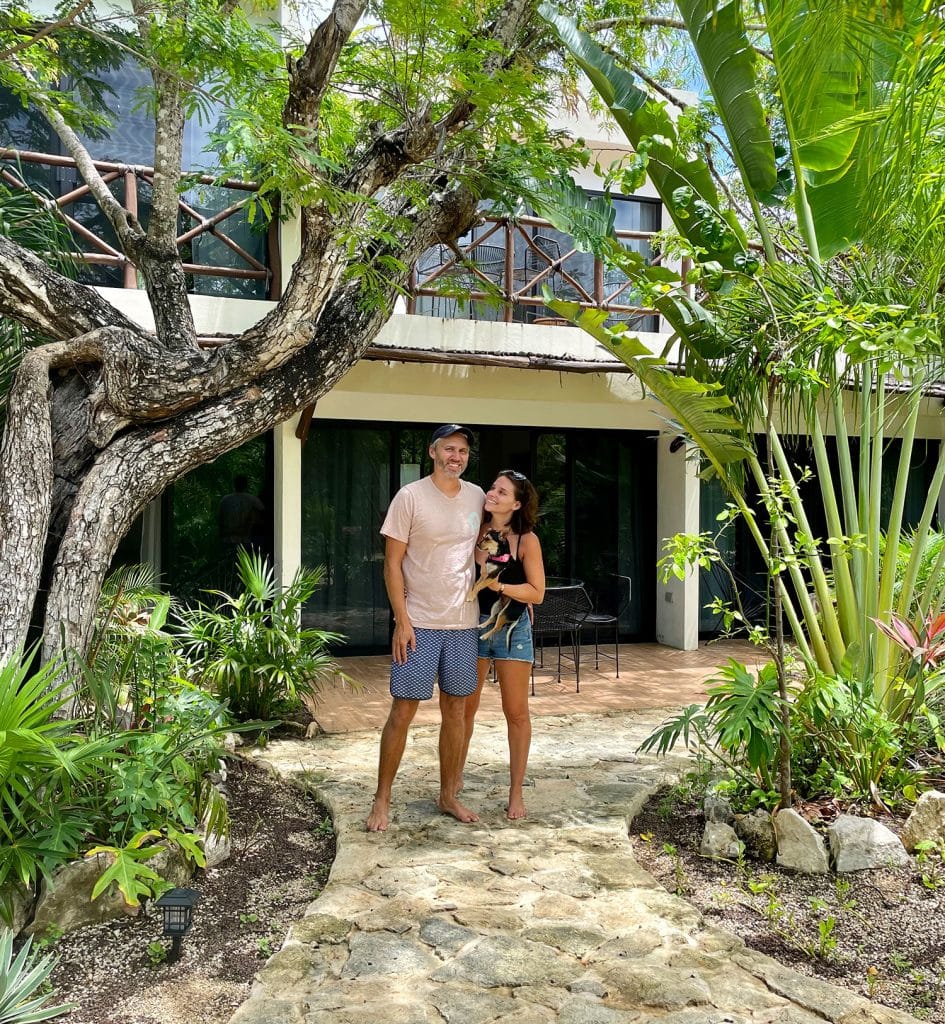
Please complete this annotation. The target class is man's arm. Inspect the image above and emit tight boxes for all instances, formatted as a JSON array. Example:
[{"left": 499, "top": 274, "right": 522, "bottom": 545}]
[{"left": 383, "top": 536, "right": 415, "bottom": 664}]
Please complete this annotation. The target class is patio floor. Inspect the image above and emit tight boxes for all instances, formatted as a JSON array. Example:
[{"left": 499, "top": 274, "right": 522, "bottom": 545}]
[{"left": 310, "top": 637, "right": 767, "bottom": 734}]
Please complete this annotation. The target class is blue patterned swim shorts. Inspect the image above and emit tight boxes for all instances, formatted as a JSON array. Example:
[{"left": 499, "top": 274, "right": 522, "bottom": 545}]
[{"left": 389, "top": 627, "right": 479, "bottom": 700}]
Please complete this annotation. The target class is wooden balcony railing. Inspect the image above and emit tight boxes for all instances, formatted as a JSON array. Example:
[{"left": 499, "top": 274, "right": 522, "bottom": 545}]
[
  {"left": 1, "top": 148, "right": 669, "bottom": 326},
  {"left": 0, "top": 148, "right": 277, "bottom": 297},
  {"left": 408, "top": 214, "right": 666, "bottom": 327}
]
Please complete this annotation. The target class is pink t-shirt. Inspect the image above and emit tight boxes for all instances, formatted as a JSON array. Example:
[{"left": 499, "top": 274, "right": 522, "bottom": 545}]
[{"left": 380, "top": 476, "right": 485, "bottom": 629}]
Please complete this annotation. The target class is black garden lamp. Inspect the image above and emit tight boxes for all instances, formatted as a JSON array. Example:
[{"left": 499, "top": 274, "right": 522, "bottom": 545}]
[{"left": 155, "top": 887, "right": 200, "bottom": 962}]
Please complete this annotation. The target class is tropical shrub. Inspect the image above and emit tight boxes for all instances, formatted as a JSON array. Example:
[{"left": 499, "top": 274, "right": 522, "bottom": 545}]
[
  {"left": 639, "top": 659, "right": 789, "bottom": 805},
  {"left": 79, "top": 563, "right": 180, "bottom": 732},
  {"left": 176, "top": 550, "right": 346, "bottom": 721},
  {"left": 0, "top": 651, "right": 127, "bottom": 893}
]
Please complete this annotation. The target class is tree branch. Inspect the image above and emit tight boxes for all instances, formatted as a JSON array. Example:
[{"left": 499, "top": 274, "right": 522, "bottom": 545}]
[
  {"left": 0, "top": 0, "right": 92, "bottom": 60},
  {"left": 13, "top": 58, "right": 147, "bottom": 261},
  {"left": 587, "top": 15, "right": 765, "bottom": 32},
  {"left": 0, "top": 235, "right": 139, "bottom": 339},
  {"left": 284, "top": 0, "right": 369, "bottom": 140}
]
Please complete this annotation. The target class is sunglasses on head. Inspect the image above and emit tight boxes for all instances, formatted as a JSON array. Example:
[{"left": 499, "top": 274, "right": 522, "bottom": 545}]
[{"left": 499, "top": 469, "right": 527, "bottom": 482}]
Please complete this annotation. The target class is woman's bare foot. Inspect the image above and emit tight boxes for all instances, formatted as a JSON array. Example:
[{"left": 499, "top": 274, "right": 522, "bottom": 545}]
[
  {"left": 436, "top": 795, "right": 479, "bottom": 823},
  {"left": 507, "top": 791, "right": 527, "bottom": 820},
  {"left": 366, "top": 796, "right": 390, "bottom": 832}
]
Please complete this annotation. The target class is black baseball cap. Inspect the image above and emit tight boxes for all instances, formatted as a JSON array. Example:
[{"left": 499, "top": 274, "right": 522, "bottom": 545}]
[{"left": 430, "top": 423, "right": 475, "bottom": 446}]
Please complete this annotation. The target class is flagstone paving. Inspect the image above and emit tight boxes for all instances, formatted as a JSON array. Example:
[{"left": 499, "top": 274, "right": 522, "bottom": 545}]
[{"left": 227, "top": 709, "right": 920, "bottom": 1024}]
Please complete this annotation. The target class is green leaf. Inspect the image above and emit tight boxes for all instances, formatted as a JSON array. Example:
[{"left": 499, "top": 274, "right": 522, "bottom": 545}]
[
  {"left": 545, "top": 297, "right": 751, "bottom": 475},
  {"left": 675, "top": 0, "right": 776, "bottom": 194},
  {"left": 538, "top": 3, "right": 747, "bottom": 268}
]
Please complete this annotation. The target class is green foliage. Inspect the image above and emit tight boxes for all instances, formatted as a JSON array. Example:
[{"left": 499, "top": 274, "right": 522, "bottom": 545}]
[
  {"left": 0, "top": 929, "right": 72, "bottom": 1024},
  {"left": 639, "top": 659, "right": 788, "bottom": 800},
  {"left": 539, "top": 3, "right": 748, "bottom": 270},
  {"left": 145, "top": 941, "right": 167, "bottom": 969},
  {"left": 177, "top": 550, "right": 346, "bottom": 721},
  {"left": 542, "top": 1, "right": 945, "bottom": 811},
  {"left": 79, "top": 563, "right": 180, "bottom": 731},
  {"left": 0, "top": 651, "right": 127, "bottom": 891},
  {"left": 87, "top": 830, "right": 167, "bottom": 908},
  {"left": 0, "top": 558, "right": 238, "bottom": 895}
]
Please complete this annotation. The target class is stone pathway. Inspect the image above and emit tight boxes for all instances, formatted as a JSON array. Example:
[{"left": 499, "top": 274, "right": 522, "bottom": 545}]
[{"left": 229, "top": 710, "right": 919, "bottom": 1024}]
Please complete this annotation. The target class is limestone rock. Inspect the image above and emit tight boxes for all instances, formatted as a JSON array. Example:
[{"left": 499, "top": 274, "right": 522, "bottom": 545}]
[
  {"left": 0, "top": 882, "right": 34, "bottom": 936},
  {"left": 773, "top": 809, "right": 829, "bottom": 873},
  {"left": 700, "top": 822, "right": 741, "bottom": 860},
  {"left": 202, "top": 829, "right": 233, "bottom": 870},
  {"left": 703, "top": 795, "right": 735, "bottom": 825},
  {"left": 341, "top": 931, "right": 439, "bottom": 978},
  {"left": 148, "top": 844, "right": 194, "bottom": 887},
  {"left": 28, "top": 853, "right": 138, "bottom": 936},
  {"left": 431, "top": 934, "right": 581, "bottom": 989},
  {"left": 419, "top": 916, "right": 477, "bottom": 954},
  {"left": 735, "top": 809, "right": 777, "bottom": 863},
  {"left": 901, "top": 790, "right": 945, "bottom": 852},
  {"left": 827, "top": 815, "right": 909, "bottom": 871}
]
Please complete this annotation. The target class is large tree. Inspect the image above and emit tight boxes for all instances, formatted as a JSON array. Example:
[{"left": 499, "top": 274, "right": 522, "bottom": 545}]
[{"left": 0, "top": 0, "right": 588, "bottom": 663}]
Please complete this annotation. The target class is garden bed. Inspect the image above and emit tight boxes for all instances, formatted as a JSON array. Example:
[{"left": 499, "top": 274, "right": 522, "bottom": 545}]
[
  {"left": 42, "top": 754, "right": 335, "bottom": 1024},
  {"left": 633, "top": 787, "right": 945, "bottom": 1022}
]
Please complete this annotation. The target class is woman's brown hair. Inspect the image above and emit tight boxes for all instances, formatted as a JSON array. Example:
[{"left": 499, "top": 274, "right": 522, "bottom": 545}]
[{"left": 487, "top": 469, "right": 539, "bottom": 534}]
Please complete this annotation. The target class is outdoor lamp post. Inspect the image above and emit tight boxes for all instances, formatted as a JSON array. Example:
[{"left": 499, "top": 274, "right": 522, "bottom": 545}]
[{"left": 155, "top": 887, "right": 200, "bottom": 962}]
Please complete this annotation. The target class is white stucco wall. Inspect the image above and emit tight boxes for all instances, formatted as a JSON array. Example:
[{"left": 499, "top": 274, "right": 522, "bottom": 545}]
[{"left": 655, "top": 436, "right": 700, "bottom": 650}]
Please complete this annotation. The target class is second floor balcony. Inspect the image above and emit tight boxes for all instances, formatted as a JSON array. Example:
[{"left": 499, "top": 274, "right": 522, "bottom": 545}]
[{"left": 1, "top": 143, "right": 668, "bottom": 335}]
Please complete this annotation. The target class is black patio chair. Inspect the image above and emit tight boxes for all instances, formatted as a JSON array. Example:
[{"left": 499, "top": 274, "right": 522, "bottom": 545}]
[
  {"left": 578, "top": 575, "right": 632, "bottom": 676},
  {"left": 531, "top": 583, "right": 589, "bottom": 693}
]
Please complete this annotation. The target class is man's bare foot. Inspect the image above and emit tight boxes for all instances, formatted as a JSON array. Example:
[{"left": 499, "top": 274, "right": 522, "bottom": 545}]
[
  {"left": 507, "top": 792, "right": 527, "bottom": 820},
  {"left": 436, "top": 795, "right": 479, "bottom": 823},
  {"left": 366, "top": 796, "right": 390, "bottom": 832}
]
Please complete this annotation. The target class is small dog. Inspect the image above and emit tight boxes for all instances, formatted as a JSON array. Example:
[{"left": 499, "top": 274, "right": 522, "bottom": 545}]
[
  {"left": 468, "top": 529, "right": 528, "bottom": 644},
  {"left": 467, "top": 529, "right": 511, "bottom": 601}
]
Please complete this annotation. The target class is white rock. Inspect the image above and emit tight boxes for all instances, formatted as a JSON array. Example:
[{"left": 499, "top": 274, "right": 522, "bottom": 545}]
[
  {"left": 827, "top": 814, "right": 909, "bottom": 872},
  {"left": 774, "top": 809, "right": 829, "bottom": 873},
  {"left": 901, "top": 790, "right": 945, "bottom": 853}
]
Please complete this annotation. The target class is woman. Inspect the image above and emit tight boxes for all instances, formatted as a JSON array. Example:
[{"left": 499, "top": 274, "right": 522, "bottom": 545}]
[{"left": 461, "top": 469, "right": 545, "bottom": 820}]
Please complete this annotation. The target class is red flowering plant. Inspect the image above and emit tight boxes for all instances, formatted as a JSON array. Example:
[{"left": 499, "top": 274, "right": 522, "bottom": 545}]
[{"left": 871, "top": 610, "right": 945, "bottom": 733}]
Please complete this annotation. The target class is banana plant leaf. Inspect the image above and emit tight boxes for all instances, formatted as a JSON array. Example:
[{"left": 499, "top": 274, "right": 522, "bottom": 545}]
[
  {"left": 675, "top": 0, "right": 776, "bottom": 194},
  {"left": 539, "top": 3, "right": 748, "bottom": 269}
]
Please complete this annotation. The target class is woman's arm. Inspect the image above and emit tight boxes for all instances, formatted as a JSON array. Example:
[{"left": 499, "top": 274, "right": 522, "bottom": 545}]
[{"left": 487, "top": 532, "right": 545, "bottom": 604}]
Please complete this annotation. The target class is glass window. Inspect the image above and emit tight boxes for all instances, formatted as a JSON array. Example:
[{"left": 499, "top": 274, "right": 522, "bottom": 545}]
[
  {"left": 0, "top": 67, "right": 269, "bottom": 298},
  {"left": 301, "top": 425, "right": 392, "bottom": 649},
  {"left": 162, "top": 437, "right": 272, "bottom": 603}
]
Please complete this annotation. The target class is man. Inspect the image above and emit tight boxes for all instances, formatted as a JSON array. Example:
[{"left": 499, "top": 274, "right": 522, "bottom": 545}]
[
  {"left": 366, "top": 424, "right": 485, "bottom": 832},
  {"left": 218, "top": 474, "right": 265, "bottom": 548}
]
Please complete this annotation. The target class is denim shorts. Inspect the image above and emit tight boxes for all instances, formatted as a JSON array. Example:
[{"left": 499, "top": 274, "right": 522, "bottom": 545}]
[{"left": 478, "top": 611, "right": 534, "bottom": 663}]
